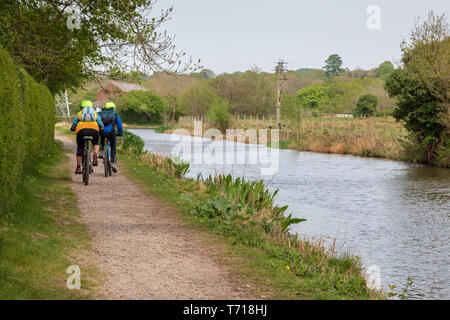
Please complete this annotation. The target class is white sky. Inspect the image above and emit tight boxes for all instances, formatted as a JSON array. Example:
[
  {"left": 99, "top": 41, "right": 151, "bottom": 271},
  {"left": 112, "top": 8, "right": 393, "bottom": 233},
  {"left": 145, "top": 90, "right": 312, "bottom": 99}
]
[{"left": 156, "top": 0, "right": 449, "bottom": 74}]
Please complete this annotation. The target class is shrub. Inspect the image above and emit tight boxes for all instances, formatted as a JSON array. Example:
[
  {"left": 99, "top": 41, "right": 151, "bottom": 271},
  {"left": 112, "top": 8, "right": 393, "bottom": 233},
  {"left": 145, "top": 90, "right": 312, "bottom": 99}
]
[
  {"left": 207, "top": 99, "right": 231, "bottom": 133},
  {"left": 0, "top": 46, "right": 54, "bottom": 214},
  {"left": 119, "top": 91, "right": 165, "bottom": 124},
  {"left": 353, "top": 94, "right": 378, "bottom": 117},
  {"left": 120, "top": 129, "right": 145, "bottom": 154}
]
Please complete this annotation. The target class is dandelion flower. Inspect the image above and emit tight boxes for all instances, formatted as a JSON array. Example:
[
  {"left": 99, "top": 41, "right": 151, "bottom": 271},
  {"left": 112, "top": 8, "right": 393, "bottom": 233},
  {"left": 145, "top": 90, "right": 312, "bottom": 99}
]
[{"left": 286, "top": 265, "right": 290, "bottom": 270}]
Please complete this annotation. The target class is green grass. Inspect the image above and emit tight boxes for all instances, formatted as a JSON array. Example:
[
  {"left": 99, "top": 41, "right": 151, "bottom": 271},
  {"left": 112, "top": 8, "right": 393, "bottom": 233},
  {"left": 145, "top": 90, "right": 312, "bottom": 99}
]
[
  {"left": 267, "top": 140, "right": 291, "bottom": 149},
  {"left": 122, "top": 122, "right": 160, "bottom": 129},
  {"left": 118, "top": 151, "right": 382, "bottom": 300},
  {"left": 154, "top": 125, "right": 172, "bottom": 133},
  {"left": 0, "top": 141, "right": 99, "bottom": 299}
]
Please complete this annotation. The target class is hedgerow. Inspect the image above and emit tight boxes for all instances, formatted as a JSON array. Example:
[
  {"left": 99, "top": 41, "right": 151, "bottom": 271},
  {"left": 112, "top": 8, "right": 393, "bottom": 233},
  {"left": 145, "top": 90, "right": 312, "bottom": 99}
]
[{"left": 0, "top": 46, "right": 54, "bottom": 214}]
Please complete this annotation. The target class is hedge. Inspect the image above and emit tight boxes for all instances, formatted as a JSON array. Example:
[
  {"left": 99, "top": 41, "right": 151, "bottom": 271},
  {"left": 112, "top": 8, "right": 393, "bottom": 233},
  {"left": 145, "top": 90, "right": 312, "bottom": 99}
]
[{"left": 0, "top": 46, "right": 55, "bottom": 214}]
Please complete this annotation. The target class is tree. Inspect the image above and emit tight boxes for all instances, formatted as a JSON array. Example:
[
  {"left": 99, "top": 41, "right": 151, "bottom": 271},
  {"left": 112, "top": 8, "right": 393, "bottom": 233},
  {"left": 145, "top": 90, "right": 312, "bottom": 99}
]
[
  {"left": 207, "top": 99, "right": 231, "bottom": 133},
  {"left": 180, "top": 83, "right": 217, "bottom": 116},
  {"left": 0, "top": 0, "right": 199, "bottom": 94},
  {"left": 147, "top": 72, "right": 198, "bottom": 121},
  {"left": 353, "top": 94, "right": 378, "bottom": 117},
  {"left": 119, "top": 91, "right": 165, "bottom": 124},
  {"left": 375, "top": 61, "right": 394, "bottom": 79},
  {"left": 297, "top": 84, "right": 327, "bottom": 109},
  {"left": 324, "top": 54, "right": 344, "bottom": 78},
  {"left": 385, "top": 11, "right": 449, "bottom": 165},
  {"left": 400, "top": 12, "right": 449, "bottom": 126},
  {"left": 191, "top": 69, "right": 216, "bottom": 79},
  {"left": 209, "top": 71, "right": 276, "bottom": 116}
]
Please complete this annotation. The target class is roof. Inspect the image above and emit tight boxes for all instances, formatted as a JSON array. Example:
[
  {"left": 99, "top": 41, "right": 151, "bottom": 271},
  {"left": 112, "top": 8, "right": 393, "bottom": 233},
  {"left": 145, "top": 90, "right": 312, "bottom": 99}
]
[{"left": 103, "top": 80, "right": 148, "bottom": 93}]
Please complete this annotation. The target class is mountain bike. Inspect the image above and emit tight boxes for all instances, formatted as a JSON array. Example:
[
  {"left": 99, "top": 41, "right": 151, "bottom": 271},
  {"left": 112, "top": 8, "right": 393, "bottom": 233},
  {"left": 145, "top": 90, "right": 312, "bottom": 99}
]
[
  {"left": 82, "top": 136, "right": 94, "bottom": 185},
  {"left": 103, "top": 134, "right": 112, "bottom": 177}
]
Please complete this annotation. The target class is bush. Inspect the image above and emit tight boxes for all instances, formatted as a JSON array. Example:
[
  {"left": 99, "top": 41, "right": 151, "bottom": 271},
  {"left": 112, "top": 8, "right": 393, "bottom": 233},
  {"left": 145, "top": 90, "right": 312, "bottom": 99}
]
[
  {"left": 119, "top": 91, "right": 165, "bottom": 124},
  {"left": 353, "top": 94, "right": 378, "bottom": 117},
  {"left": 120, "top": 130, "right": 145, "bottom": 155},
  {"left": 207, "top": 99, "right": 231, "bottom": 133},
  {"left": 0, "top": 46, "right": 54, "bottom": 214}
]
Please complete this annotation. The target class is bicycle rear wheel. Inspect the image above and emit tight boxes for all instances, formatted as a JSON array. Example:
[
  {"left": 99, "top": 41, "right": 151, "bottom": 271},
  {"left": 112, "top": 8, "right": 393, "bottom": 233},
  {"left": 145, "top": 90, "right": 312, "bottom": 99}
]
[
  {"left": 104, "top": 142, "right": 110, "bottom": 177},
  {"left": 83, "top": 141, "right": 90, "bottom": 185}
]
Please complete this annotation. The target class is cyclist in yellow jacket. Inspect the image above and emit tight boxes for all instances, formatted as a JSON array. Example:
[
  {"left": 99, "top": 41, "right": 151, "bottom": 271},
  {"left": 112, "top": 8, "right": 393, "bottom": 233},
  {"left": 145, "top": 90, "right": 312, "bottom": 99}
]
[{"left": 70, "top": 100, "right": 104, "bottom": 174}]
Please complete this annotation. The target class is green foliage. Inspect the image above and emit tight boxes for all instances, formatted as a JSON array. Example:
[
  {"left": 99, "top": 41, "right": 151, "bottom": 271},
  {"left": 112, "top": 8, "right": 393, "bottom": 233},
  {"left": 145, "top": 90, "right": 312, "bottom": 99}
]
[
  {"left": 211, "top": 71, "right": 276, "bottom": 116},
  {"left": 324, "top": 54, "right": 344, "bottom": 78},
  {"left": 180, "top": 83, "right": 218, "bottom": 116},
  {"left": 207, "top": 99, "right": 232, "bottom": 133},
  {"left": 297, "top": 84, "right": 327, "bottom": 109},
  {"left": 385, "top": 12, "right": 449, "bottom": 166},
  {"left": 0, "top": 46, "right": 54, "bottom": 215},
  {"left": 375, "top": 61, "right": 394, "bottom": 79},
  {"left": 385, "top": 69, "right": 447, "bottom": 165},
  {"left": 191, "top": 69, "right": 216, "bottom": 79},
  {"left": 165, "top": 156, "right": 190, "bottom": 178},
  {"left": 119, "top": 91, "right": 165, "bottom": 124},
  {"left": 197, "top": 174, "right": 305, "bottom": 232},
  {"left": 353, "top": 94, "right": 378, "bottom": 117},
  {"left": 154, "top": 125, "right": 171, "bottom": 133},
  {"left": 0, "top": 142, "right": 97, "bottom": 299},
  {"left": 120, "top": 130, "right": 145, "bottom": 155},
  {"left": 0, "top": 0, "right": 188, "bottom": 94},
  {"left": 319, "top": 78, "right": 367, "bottom": 114},
  {"left": 267, "top": 140, "right": 291, "bottom": 149}
]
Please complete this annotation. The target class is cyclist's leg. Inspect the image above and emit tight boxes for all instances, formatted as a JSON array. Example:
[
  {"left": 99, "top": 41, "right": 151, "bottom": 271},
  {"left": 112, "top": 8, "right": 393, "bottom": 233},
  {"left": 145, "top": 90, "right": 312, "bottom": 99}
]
[
  {"left": 90, "top": 130, "right": 100, "bottom": 166},
  {"left": 99, "top": 132, "right": 105, "bottom": 158},
  {"left": 110, "top": 133, "right": 117, "bottom": 163},
  {"left": 109, "top": 133, "right": 118, "bottom": 172},
  {"left": 75, "top": 131, "right": 85, "bottom": 174}
]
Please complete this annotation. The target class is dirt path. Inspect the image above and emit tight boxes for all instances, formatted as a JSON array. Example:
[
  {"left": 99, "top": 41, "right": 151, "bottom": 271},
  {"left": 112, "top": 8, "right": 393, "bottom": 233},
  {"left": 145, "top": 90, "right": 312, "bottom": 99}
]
[{"left": 56, "top": 132, "right": 254, "bottom": 299}]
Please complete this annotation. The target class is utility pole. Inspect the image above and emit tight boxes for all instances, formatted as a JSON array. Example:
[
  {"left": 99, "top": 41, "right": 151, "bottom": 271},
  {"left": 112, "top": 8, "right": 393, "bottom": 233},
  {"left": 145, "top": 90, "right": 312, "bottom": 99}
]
[{"left": 275, "top": 60, "right": 287, "bottom": 129}]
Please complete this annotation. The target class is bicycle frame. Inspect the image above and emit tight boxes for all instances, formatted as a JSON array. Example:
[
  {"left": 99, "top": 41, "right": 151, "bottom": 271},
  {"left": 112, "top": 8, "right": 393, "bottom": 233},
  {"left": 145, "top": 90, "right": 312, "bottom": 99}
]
[{"left": 103, "top": 136, "right": 112, "bottom": 177}]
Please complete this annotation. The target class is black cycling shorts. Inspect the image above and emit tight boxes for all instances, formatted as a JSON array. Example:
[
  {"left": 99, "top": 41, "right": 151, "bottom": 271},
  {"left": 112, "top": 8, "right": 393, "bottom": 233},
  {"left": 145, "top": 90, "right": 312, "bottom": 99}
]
[{"left": 76, "top": 129, "right": 99, "bottom": 156}]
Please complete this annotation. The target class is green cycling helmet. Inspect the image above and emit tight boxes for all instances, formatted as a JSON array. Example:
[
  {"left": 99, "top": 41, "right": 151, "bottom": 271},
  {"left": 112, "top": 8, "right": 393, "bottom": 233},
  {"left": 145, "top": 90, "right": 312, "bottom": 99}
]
[
  {"left": 104, "top": 102, "right": 116, "bottom": 110},
  {"left": 80, "top": 100, "right": 93, "bottom": 108}
]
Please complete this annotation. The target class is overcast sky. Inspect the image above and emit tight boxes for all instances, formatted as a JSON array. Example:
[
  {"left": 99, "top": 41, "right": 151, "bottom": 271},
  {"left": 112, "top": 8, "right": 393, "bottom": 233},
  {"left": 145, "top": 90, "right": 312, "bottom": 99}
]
[{"left": 156, "top": 0, "right": 449, "bottom": 74}]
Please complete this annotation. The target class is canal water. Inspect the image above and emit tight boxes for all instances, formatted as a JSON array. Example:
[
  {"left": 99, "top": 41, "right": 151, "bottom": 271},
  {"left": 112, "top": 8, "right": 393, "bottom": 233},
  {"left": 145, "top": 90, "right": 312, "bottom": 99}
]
[{"left": 131, "top": 128, "right": 450, "bottom": 299}]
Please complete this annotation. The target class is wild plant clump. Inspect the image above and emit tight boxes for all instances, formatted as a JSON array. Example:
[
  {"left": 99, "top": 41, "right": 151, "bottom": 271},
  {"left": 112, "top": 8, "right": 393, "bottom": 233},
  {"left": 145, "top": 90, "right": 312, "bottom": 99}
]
[
  {"left": 196, "top": 174, "right": 304, "bottom": 233},
  {"left": 120, "top": 130, "right": 145, "bottom": 154}
]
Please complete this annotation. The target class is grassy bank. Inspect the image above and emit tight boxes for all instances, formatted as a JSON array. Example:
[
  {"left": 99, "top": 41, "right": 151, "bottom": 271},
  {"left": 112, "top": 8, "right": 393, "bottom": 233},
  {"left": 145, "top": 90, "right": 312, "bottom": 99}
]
[
  {"left": 160, "top": 116, "right": 407, "bottom": 161},
  {"left": 122, "top": 123, "right": 160, "bottom": 129},
  {"left": 117, "top": 131, "right": 383, "bottom": 300},
  {"left": 0, "top": 140, "right": 98, "bottom": 299}
]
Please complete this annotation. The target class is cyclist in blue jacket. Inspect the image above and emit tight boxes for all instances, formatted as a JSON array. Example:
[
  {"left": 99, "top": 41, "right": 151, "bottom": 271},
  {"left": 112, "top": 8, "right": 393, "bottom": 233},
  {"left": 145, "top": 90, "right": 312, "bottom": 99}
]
[{"left": 99, "top": 102, "right": 123, "bottom": 172}]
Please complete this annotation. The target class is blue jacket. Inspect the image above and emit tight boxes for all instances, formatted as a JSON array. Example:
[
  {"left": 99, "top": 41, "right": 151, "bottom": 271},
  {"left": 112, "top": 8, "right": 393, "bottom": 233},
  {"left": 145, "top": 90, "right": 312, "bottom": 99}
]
[{"left": 99, "top": 109, "right": 123, "bottom": 135}]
